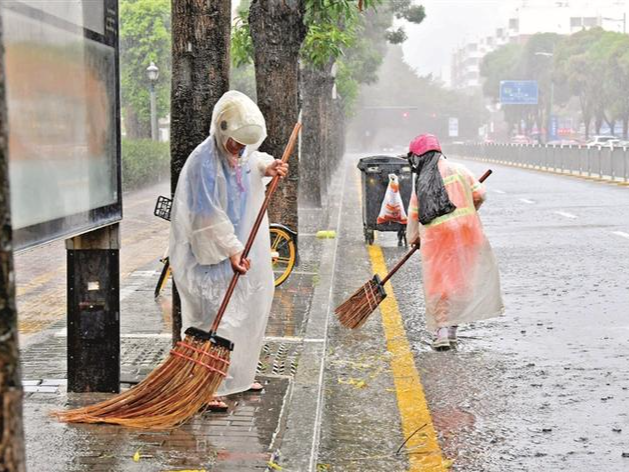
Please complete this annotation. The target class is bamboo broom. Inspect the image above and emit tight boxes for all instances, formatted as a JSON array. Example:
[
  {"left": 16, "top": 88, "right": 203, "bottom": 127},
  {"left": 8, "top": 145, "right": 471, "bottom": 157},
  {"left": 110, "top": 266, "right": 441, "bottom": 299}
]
[
  {"left": 54, "top": 122, "right": 302, "bottom": 430},
  {"left": 335, "top": 169, "right": 493, "bottom": 329}
]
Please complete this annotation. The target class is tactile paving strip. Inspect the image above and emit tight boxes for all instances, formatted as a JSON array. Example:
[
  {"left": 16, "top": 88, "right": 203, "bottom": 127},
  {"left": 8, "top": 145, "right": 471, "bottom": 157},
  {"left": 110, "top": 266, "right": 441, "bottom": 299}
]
[{"left": 256, "top": 340, "right": 303, "bottom": 377}]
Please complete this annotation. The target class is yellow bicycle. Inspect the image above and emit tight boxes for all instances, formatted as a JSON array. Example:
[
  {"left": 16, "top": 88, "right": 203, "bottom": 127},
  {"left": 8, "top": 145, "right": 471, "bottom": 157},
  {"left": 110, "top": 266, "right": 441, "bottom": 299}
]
[{"left": 153, "top": 196, "right": 297, "bottom": 298}]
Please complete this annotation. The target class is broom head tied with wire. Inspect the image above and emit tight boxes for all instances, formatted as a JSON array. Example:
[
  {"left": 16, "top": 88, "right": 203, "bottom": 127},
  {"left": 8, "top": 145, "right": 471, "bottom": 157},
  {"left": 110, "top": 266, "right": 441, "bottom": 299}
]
[
  {"left": 53, "top": 327, "right": 233, "bottom": 430},
  {"left": 335, "top": 274, "right": 387, "bottom": 329}
]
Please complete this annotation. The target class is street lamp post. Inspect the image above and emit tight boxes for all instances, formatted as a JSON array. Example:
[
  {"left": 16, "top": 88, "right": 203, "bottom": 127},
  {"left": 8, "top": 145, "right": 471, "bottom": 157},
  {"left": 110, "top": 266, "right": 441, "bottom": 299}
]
[{"left": 146, "top": 61, "right": 159, "bottom": 141}]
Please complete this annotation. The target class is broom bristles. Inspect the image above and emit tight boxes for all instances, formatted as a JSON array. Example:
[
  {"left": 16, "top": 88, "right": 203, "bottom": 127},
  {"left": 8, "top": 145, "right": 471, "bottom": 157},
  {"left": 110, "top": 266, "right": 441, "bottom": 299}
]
[
  {"left": 53, "top": 328, "right": 233, "bottom": 430},
  {"left": 335, "top": 275, "right": 387, "bottom": 329}
]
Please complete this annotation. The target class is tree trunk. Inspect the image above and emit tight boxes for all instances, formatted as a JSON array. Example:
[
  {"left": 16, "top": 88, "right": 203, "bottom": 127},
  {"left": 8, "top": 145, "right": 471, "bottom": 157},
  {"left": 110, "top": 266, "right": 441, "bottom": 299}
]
[
  {"left": 0, "top": 16, "right": 27, "bottom": 472},
  {"left": 300, "top": 67, "right": 326, "bottom": 207},
  {"left": 595, "top": 114, "right": 603, "bottom": 135},
  {"left": 331, "top": 98, "right": 345, "bottom": 168},
  {"left": 170, "top": 0, "right": 230, "bottom": 343},
  {"left": 249, "top": 0, "right": 307, "bottom": 232}
]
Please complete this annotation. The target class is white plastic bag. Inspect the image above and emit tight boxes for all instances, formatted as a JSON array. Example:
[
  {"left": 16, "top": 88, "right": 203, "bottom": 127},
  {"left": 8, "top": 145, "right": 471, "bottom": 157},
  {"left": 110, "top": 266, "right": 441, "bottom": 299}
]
[{"left": 377, "top": 174, "right": 408, "bottom": 225}]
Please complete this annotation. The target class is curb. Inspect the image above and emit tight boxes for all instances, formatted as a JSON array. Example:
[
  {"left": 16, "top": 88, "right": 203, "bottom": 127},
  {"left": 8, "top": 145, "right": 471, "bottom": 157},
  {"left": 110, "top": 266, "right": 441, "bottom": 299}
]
[{"left": 277, "top": 160, "right": 347, "bottom": 471}]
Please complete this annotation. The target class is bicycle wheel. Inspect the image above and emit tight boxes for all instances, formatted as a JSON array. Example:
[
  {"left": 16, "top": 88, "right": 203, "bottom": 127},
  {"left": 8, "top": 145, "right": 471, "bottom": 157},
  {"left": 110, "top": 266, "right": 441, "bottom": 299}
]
[
  {"left": 270, "top": 226, "right": 296, "bottom": 287},
  {"left": 154, "top": 258, "right": 171, "bottom": 299}
]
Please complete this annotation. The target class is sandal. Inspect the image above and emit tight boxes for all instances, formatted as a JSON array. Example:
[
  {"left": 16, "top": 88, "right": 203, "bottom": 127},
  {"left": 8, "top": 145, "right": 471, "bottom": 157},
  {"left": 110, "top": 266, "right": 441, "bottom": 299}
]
[
  {"left": 248, "top": 381, "right": 264, "bottom": 392},
  {"left": 204, "top": 397, "right": 229, "bottom": 412}
]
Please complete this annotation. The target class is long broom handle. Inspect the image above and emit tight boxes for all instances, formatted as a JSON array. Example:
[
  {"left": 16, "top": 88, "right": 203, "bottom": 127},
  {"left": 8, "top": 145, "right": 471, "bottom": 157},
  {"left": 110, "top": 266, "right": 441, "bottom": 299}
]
[
  {"left": 210, "top": 123, "right": 302, "bottom": 333},
  {"left": 380, "top": 169, "right": 493, "bottom": 286}
]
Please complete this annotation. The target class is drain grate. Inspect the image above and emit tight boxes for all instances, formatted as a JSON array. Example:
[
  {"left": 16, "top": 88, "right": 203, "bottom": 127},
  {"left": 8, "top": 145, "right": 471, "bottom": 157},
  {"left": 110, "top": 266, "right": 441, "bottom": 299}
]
[{"left": 257, "top": 340, "right": 303, "bottom": 377}]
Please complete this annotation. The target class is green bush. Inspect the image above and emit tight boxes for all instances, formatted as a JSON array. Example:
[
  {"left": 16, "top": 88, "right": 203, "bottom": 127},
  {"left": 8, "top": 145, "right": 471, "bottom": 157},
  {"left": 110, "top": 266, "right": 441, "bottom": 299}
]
[{"left": 121, "top": 139, "right": 170, "bottom": 191}]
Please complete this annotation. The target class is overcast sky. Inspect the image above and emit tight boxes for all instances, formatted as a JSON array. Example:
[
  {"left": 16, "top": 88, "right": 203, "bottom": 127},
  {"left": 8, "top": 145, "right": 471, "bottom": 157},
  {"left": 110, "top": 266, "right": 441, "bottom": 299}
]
[{"left": 401, "top": 0, "right": 519, "bottom": 81}]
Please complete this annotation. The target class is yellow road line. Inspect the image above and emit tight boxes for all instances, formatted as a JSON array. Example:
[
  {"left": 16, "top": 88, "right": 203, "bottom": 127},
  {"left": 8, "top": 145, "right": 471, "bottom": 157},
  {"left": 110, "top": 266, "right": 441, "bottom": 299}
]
[{"left": 367, "top": 244, "right": 450, "bottom": 471}]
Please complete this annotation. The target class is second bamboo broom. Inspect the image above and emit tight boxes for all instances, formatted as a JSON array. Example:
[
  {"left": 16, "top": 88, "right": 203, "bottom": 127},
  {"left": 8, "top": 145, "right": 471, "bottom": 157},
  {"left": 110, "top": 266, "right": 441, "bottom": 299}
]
[
  {"left": 335, "top": 169, "right": 493, "bottom": 329},
  {"left": 53, "top": 122, "right": 302, "bottom": 430}
]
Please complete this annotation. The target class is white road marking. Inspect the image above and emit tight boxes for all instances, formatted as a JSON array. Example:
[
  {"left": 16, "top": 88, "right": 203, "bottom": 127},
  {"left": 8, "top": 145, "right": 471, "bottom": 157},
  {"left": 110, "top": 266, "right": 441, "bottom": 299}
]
[
  {"left": 612, "top": 231, "right": 629, "bottom": 240},
  {"left": 519, "top": 198, "right": 535, "bottom": 204},
  {"left": 494, "top": 189, "right": 506, "bottom": 194},
  {"left": 554, "top": 211, "right": 577, "bottom": 219}
]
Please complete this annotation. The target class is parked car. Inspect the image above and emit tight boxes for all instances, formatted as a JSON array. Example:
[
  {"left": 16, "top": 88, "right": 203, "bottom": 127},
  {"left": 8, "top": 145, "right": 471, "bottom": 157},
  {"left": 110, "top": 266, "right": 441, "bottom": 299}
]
[
  {"left": 510, "top": 135, "right": 534, "bottom": 145},
  {"left": 546, "top": 139, "right": 581, "bottom": 146},
  {"left": 601, "top": 139, "right": 621, "bottom": 148},
  {"left": 586, "top": 135, "right": 617, "bottom": 147}
]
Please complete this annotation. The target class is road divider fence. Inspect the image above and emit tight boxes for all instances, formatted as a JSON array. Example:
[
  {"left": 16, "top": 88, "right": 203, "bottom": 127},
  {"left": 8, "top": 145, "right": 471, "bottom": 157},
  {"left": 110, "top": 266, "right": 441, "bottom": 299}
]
[{"left": 444, "top": 143, "right": 629, "bottom": 184}]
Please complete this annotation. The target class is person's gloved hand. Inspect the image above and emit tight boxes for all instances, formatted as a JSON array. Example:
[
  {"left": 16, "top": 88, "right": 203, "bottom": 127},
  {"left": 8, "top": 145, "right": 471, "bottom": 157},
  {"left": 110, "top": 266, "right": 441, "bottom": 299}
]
[
  {"left": 264, "top": 160, "right": 289, "bottom": 178},
  {"left": 230, "top": 252, "right": 251, "bottom": 275}
]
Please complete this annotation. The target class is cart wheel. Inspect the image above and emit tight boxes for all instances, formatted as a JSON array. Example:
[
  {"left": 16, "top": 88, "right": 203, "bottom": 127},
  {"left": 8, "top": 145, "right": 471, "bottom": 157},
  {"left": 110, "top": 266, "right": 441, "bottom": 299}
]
[
  {"left": 270, "top": 226, "right": 296, "bottom": 287},
  {"left": 365, "top": 229, "right": 375, "bottom": 245},
  {"left": 154, "top": 258, "right": 171, "bottom": 299},
  {"left": 397, "top": 230, "right": 407, "bottom": 247}
]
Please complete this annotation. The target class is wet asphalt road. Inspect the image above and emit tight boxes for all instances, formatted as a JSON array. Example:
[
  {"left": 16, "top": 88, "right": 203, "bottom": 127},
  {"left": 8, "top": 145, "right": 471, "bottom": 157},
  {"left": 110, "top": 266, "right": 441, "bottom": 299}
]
[{"left": 375, "top": 159, "right": 629, "bottom": 470}]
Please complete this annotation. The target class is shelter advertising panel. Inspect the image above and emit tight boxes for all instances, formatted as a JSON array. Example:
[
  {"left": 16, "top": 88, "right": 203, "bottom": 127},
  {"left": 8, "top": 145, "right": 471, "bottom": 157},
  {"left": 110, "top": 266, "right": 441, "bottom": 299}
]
[{"left": 1, "top": 0, "right": 121, "bottom": 251}]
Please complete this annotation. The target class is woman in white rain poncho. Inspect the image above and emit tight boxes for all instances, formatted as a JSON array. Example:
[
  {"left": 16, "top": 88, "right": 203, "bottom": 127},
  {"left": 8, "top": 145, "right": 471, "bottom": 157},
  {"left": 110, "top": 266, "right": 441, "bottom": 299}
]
[
  {"left": 169, "top": 91, "right": 287, "bottom": 403},
  {"left": 406, "top": 134, "right": 503, "bottom": 351}
]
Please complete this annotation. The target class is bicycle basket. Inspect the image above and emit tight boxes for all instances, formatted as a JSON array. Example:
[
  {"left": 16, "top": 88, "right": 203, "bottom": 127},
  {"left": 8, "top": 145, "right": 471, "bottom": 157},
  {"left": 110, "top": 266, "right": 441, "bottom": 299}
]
[{"left": 154, "top": 196, "right": 172, "bottom": 221}]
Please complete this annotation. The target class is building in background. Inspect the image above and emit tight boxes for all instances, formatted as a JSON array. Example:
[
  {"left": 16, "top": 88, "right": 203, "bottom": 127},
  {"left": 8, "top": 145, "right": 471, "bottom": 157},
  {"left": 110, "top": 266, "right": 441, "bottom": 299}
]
[{"left": 451, "top": 0, "right": 629, "bottom": 90}]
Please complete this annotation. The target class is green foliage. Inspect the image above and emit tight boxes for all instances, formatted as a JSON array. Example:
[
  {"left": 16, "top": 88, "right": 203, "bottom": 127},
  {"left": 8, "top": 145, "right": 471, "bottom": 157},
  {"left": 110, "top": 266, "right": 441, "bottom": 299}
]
[
  {"left": 336, "top": 61, "right": 360, "bottom": 114},
  {"left": 480, "top": 43, "right": 523, "bottom": 100},
  {"left": 231, "top": 0, "right": 425, "bottom": 115},
  {"left": 119, "top": 0, "right": 171, "bottom": 136},
  {"left": 385, "top": 27, "right": 407, "bottom": 44},
  {"left": 302, "top": 23, "right": 355, "bottom": 68},
  {"left": 482, "top": 28, "right": 629, "bottom": 137},
  {"left": 231, "top": 7, "right": 254, "bottom": 68},
  {"left": 121, "top": 139, "right": 170, "bottom": 191},
  {"left": 553, "top": 27, "right": 629, "bottom": 135},
  {"left": 390, "top": 1, "right": 426, "bottom": 23}
]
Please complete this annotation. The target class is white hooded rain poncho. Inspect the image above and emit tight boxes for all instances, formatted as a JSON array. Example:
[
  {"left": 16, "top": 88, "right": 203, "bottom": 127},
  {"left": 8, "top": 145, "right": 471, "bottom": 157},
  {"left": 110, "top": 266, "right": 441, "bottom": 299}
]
[{"left": 169, "top": 91, "right": 276, "bottom": 396}]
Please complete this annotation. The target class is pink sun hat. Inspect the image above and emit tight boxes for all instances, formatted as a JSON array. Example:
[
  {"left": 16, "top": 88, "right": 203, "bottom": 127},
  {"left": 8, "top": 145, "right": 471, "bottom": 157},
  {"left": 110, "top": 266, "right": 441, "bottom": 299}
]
[{"left": 409, "top": 134, "right": 441, "bottom": 156}]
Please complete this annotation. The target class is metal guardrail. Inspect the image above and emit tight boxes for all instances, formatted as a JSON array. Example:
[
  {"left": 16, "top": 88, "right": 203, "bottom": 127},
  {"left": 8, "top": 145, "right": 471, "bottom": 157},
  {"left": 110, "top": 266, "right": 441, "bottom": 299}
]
[{"left": 444, "top": 143, "right": 629, "bottom": 183}]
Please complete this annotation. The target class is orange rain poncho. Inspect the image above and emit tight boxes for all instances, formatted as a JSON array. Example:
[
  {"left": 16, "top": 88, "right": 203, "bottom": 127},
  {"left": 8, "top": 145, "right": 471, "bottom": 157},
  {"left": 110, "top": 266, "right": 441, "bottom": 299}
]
[{"left": 406, "top": 138, "right": 503, "bottom": 331}]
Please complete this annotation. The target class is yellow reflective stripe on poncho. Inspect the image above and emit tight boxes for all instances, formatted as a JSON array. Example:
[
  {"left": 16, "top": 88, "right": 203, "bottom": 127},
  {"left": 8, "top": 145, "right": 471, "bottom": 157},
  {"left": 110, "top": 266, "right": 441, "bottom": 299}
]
[
  {"left": 425, "top": 206, "right": 474, "bottom": 227},
  {"left": 413, "top": 170, "right": 475, "bottom": 227},
  {"left": 426, "top": 171, "right": 475, "bottom": 227},
  {"left": 442, "top": 173, "right": 463, "bottom": 186}
]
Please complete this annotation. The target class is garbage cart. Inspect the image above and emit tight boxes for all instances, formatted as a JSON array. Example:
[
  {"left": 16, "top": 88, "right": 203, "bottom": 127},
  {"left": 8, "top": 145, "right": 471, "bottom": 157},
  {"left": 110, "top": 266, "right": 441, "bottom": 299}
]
[{"left": 357, "top": 155, "right": 413, "bottom": 246}]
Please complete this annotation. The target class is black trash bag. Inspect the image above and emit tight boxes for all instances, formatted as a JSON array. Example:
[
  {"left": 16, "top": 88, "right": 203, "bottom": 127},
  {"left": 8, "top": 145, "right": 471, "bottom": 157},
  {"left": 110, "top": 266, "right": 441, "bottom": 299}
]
[{"left": 408, "top": 151, "right": 456, "bottom": 225}]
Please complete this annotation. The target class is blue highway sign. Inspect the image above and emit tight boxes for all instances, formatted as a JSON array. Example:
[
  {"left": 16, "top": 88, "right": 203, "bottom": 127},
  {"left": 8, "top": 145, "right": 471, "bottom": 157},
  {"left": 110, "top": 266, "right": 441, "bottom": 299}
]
[{"left": 500, "top": 80, "right": 539, "bottom": 105}]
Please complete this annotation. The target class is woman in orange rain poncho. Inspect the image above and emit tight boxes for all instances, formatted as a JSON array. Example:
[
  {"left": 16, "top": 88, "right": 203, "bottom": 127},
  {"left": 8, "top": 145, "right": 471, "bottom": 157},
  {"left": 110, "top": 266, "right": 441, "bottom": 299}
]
[{"left": 406, "top": 134, "right": 504, "bottom": 351}]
